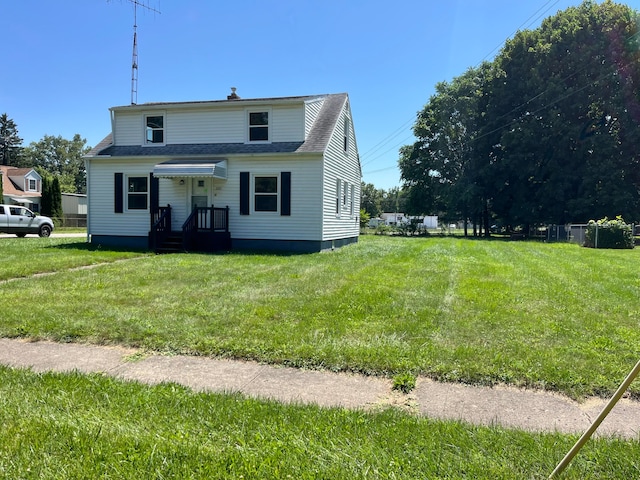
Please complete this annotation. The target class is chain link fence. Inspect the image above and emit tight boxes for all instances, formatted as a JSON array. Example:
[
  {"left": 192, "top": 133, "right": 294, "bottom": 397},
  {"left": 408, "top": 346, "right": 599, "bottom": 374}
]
[{"left": 52, "top": 215, "right": 87, "bottom": 228}]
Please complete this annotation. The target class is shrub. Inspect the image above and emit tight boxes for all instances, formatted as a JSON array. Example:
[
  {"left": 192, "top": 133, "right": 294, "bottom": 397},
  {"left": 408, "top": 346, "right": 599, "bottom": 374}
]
[{"left": 584, "top": 216, "right": 634, "bottom": 249}]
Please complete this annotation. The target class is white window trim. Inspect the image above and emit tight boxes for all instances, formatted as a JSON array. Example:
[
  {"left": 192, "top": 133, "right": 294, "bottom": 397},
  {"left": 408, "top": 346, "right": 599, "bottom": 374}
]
[
  {"left": 125, "top": 174, "right": 149, "bottom": 211},
  {"left": 343, "top": 116, "right": 349, "bottom": 154},
  {"left": 246, "top": 108, "right": 272, "bottom": 144},
  {"left": 143, "top": 112, "right": 166, "bottom": 146},
  {"left": 335, "top": 178, "right": 341, "bottom": 217},
  {"left": 350, "top": 183, "right": 355, "bottom": 216},
  {"left": 252, "top": 173, "right": 279, "bottom": 214}
]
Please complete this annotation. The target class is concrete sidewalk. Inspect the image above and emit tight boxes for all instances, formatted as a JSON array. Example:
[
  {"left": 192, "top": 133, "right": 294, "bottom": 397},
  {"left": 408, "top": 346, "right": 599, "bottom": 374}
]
[{"left": 0, "top": 338, "right": 638, "bottom": 439}]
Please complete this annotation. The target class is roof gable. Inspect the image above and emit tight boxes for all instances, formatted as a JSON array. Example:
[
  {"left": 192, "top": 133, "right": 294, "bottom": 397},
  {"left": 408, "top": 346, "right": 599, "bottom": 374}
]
[{"left": 0, "top": 166, "right": 41, "bottom": 197}]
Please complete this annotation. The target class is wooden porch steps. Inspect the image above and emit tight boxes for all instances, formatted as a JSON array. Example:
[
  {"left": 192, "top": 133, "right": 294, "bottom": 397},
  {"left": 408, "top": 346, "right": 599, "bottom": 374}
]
[{"left": 156, "top": 232, "right": 184, "bottom": 254}]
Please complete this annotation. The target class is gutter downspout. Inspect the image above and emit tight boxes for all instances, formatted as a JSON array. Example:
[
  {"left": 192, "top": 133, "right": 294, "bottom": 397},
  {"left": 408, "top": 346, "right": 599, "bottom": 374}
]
[{"left": 84, "top": 156, "right": 90, "bottom": 243}]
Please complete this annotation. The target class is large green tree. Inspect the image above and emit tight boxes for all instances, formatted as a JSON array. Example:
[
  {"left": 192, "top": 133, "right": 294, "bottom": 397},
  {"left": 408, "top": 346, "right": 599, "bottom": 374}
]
[
  {"left": 360, "top": 182, "right": 383, "bottom": 218},
  {"left": 400, "top": 64, "right": 494, "bottom": 234},
  {"left": 22, "top": 134, "right": 90, "bottom": 193},
  {"left": 0, "top": 114, "right": 23, "bottom": 166},
  {"left": 484, "top": 0, "right": 640, "bottom": 225},
  {"left": 401, "top": 1, "right": 640, "bottom": 229}
]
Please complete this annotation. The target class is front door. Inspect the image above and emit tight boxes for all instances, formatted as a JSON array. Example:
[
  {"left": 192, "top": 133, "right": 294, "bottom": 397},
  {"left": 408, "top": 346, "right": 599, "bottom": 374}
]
[
  {"left": 191, "top": 178, "right": 210, "bottom": 229},
  {"left": 191, "top": 178, "right": 210, "bottom": 210}
]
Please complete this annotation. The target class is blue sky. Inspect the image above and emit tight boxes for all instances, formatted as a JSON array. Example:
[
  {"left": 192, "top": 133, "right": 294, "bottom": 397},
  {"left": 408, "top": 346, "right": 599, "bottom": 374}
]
[{"left": 1, "top": 0, "right": 607, "bottom": 190}]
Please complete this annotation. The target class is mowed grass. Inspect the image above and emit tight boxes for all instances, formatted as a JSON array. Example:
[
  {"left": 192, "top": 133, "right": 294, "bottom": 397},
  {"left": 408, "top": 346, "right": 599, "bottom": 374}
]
[
  {"left": 0, "top": 237, "right": 149, "bottom": 281},
  {"left": 1, "top": 366, "right": 639, "bottom": 479},
  {"left": 1, "top": 235, "right": 639, "bottom": 399}
]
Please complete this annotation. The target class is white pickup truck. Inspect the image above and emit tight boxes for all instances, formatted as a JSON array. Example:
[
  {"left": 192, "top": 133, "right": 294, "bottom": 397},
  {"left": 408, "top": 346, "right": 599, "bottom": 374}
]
[{"left": 0, "top": 205, "right": 54, "bottom": 237}]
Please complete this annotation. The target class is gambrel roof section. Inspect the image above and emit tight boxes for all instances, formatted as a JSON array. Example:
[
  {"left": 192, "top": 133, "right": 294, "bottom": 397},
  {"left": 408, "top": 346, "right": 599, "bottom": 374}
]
[{"left": 87, "top": 93, "right": 349, "bottom": 158}]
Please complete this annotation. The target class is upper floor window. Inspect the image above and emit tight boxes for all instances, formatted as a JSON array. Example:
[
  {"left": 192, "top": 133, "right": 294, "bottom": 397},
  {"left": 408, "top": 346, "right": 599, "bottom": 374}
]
[
  {"left": 28, "top": 179, "right": 37, "bottom": 191},
  {"left": 145, "top": 115, "right": 164, "bottom": 144},
  {"left": 254, "top": 175, "right": 278, "bottom": 212},
  {"left": 249, "top": 111, "right": 269, "bottom": 142},
  {"left": 127, "top": 176, "right": 148, "bottom": 210}
]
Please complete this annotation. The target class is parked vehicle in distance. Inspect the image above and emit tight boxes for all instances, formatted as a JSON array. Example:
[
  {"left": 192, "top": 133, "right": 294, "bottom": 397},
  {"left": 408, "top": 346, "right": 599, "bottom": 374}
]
[{"left": 0, "top": 204, "right": 54, "bottom": 237}]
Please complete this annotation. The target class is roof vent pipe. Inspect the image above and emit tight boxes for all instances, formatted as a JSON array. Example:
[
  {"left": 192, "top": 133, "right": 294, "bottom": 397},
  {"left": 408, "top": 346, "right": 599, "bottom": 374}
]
[{"left": 227, "top": 87, "right": 240, "bottom": 100}]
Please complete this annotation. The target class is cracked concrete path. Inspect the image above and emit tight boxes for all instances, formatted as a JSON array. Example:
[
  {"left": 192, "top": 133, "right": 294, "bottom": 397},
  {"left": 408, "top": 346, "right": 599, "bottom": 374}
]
[{"left": 0, "top": 338, "right": 638, "bottom": 439}]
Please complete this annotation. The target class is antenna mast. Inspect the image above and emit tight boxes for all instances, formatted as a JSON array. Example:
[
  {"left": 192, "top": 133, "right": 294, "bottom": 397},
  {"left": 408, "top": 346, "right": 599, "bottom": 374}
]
[{"left": 124, "top": 0, "right": 160, "bottom": 105}]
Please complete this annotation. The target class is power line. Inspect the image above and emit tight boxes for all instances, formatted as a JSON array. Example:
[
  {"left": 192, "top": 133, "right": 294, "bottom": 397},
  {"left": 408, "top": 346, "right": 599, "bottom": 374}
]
[
  {"left": 360, "top": 0, "right": 564, "bottom": 175},
  {"left": 360, "top": 118, "right": 415, "bottom": 166},
  {"left": 475, "top": 0, "right": 561, "bottom": 67}
]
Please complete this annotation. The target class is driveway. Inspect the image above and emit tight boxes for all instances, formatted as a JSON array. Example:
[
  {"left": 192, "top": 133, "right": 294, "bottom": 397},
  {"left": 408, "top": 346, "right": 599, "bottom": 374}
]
[{"left": 0, "top": 232, "right": 87, "bottom": 239}]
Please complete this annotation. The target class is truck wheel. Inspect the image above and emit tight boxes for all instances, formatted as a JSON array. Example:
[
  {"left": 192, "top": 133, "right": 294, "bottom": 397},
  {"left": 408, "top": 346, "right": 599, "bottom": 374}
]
[
  {"left": 39, "top": 225, "right": 52, "bottom": 237},
  {"left": 16, "top": 233, "right": 27, "bottom": 238}
]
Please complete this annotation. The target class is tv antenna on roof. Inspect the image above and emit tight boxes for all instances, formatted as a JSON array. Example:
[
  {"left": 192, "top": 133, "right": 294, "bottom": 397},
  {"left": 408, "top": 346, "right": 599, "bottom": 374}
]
[{"left": 110, "top": 0, "right": 161, "bottom": 105}]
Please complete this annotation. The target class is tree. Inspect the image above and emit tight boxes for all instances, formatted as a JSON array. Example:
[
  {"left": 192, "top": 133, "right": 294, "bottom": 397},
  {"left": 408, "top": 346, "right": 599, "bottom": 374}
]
[
  {"left": 41, "top": 174, "right": 63, "bottom": 222},
  {"left": 380, "top": 186, "right": 408, "bottom": 214},
  {"left": 0, "top": 114, "right": 23, "bottom": 166},
  {"left": 41, "top": 175, "right": 52, "bottom": 216},
  {"left": 401, "top": 1, "right": 640, "bottom": 230},
  {"left": 22, "top": 134, "right": 90, "bottom": 193},
  {"left": 359, "top": 209, "right": 370, "bottom": 229},
  {"left": 483, "top": 0, "right": 640, "bottom": 225},
  {"left": 360, "top": 182, "right": 383, "bottom": 218},
  {"left": 400, "top": 64, "right": 493, "bottom": 234},
  {"left": 51, "top": 177, "right": 63, "bottom": 220}
]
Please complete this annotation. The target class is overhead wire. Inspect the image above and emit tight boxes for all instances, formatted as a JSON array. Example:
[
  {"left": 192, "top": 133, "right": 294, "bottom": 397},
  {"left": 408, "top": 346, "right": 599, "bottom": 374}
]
[
  {"left": 364, "top": 2, "right": 640, "bottom": 176},
  {"left": 361, "top": 0, "right": 566, "bottom": 177}
]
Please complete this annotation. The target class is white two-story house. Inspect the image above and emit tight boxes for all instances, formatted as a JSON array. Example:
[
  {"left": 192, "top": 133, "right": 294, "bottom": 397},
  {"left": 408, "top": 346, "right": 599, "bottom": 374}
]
[{"left": 84, "top": 91, "right": 361, "bottom": 253}]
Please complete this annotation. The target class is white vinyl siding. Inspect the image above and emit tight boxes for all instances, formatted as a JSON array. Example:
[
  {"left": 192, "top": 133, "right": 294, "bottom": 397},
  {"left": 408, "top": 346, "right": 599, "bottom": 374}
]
[
  {"left": 304, "top": 98, "right": 325, "bottom": 138},
  {"left": 271, "top": 105, "right": 304, "bottom": 143},
  {"left": 113, "top": 105, "right": 305, "bottom": 146},
  {"left": 169, "top": 109, "right": 245, "bottom": 144},
  {"left": 113, "top": 112, "right": 143, "bottom": 146},
  {"left": 321, "top": 102, "right": 360, "bottom": 241},
  {"left": 216, "top": 155, "right": 324, "bottom": 241},
  {"left": 86, "top": 158, "right": 157, "bottom": 237}
]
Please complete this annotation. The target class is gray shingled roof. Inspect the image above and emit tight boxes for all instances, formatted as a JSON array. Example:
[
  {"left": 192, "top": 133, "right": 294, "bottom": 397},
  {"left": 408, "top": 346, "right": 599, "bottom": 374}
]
[
  {"left": 88, "top": 93, "right": 348, "bottom": 158},
  {"left": 98, "top": 142, "right": 306, "bottom": 157}
]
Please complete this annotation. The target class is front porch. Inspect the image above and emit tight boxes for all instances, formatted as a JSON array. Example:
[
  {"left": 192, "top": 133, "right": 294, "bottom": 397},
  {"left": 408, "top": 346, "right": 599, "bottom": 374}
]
[{"left": 149, "top": 205, "right": 231, "bottom": 253}]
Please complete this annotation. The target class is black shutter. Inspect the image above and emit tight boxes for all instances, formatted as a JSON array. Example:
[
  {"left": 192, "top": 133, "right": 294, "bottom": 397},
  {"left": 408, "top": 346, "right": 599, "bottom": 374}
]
[
  {"left": 240, "top": 172, "right": 250, "bottom": 215},
  {"left": 281, "top": 171, "right": 291, "bottom": 216},
  {"left": 150, "top": 173, "right": 159, "bottom": 212},
  {"left": 114, "top": 172, "right": 124, "bottom": 213}
]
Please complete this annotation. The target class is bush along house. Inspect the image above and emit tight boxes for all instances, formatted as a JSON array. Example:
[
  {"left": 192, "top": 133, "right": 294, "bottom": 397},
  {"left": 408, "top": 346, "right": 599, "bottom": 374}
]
[{"left": 84, "top": 90, "right": 361, "bottom": 253}]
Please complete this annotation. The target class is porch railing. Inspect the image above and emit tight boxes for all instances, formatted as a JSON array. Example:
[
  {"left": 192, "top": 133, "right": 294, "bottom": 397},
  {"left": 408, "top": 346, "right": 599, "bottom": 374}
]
[
  {"left": 150, "top": 205, "right": 172, "bottom": 251},
  {"left": 182, "top": 205, "right": 229, "bottom": 250}
]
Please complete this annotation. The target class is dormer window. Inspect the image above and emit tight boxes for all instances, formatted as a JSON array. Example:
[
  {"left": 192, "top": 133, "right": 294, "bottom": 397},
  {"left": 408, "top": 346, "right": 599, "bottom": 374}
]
[
  {"left": 145, "top": 115, "right": 164, "bottom": 144},
  {"left": 28, "top": 179, "right": 37, "bottom": 191},
  {"left": 248, "top": 111, "right": 269, "bottom": 142}
]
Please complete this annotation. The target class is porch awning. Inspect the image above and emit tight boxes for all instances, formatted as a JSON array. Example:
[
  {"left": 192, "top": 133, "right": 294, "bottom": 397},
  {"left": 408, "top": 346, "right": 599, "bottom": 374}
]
[
  {"left": 153, "top": 159, "right": 227, "bottom": 179},
  {"left": 10, "top": 197, "right": 33, "bottom": 204}
]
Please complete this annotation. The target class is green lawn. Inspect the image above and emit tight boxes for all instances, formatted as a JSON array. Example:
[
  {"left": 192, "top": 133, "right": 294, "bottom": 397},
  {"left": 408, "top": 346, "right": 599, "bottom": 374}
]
[
  {"left": 0, "top": 366, "right": 638, "bottom": 479},
  {"left": 2, "top": 235, "right": 640, "bottom": 478},
  {"left": 1, "top": 236, "right": 639, "bottom": 399},
  {"left": 0, "top": 236, "right": 148, "bottom": 281}
]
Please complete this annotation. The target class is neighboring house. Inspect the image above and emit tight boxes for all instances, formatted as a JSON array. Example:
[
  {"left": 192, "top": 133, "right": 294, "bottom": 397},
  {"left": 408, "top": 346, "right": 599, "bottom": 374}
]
[
  {"left": 381, "top": 212, "right": 408, "bottom": 226},
  {"left": 84, "top": 91, "right": 361, "bottom": 253},
  {"left": 0, "top": 166, "right": 43, "bottom": 212},
  {"left": 61, "top": 193, "right": 88, "bottom": 215}
]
